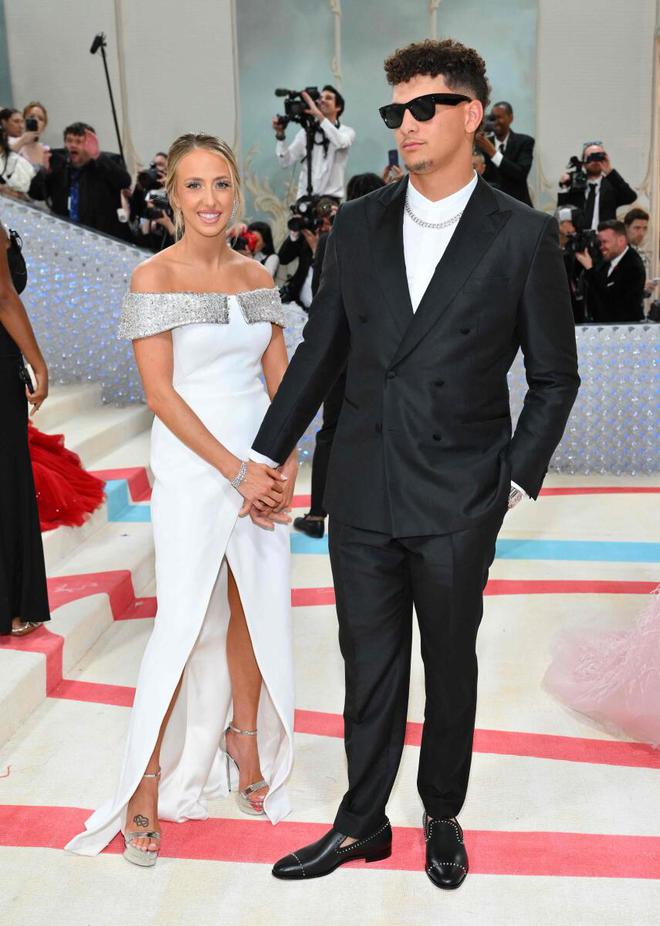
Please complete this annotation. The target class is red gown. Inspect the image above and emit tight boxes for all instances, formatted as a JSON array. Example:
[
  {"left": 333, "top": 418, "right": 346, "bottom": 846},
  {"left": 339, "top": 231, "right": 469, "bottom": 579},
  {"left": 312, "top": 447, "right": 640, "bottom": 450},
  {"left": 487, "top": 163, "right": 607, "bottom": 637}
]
[{"left": 28, "top": 422, "right": 105, "bottom": 532}]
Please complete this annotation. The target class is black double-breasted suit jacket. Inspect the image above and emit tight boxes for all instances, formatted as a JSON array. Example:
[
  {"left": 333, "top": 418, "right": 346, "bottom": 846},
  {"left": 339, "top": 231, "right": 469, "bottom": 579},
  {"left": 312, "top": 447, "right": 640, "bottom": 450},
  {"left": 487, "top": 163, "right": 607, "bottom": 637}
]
[{"left": 254, "top": 176, "right": 580, "bottom": 537}]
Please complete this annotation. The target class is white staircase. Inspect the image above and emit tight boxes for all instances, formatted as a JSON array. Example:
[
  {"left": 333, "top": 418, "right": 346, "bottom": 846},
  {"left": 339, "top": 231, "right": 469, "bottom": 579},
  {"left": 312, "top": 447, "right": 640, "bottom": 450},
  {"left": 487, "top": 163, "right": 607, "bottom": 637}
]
[{"left": 0, "top": 385, "right": 155, "bottom": 748}]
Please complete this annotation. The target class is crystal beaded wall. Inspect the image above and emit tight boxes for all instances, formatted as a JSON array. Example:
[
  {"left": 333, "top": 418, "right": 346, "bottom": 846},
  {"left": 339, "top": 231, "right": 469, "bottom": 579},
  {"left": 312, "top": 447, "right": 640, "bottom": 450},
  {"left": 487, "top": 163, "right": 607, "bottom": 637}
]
[
  {"left": 507, "top": 324, "right": 658, "bottom": 475},
  {"left": 4, "top": 200, "right": 657, "bottom": 473},
  {"left": 3, "top": 199, "right": 145, "bottom": 404}
]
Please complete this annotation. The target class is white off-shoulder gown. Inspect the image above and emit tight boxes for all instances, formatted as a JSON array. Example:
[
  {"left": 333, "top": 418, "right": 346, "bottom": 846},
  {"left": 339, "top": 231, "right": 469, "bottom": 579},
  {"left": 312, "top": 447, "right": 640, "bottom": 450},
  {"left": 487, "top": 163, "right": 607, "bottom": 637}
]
[{"left": 66, "top": 289, "right": 294, "bottom": 855}]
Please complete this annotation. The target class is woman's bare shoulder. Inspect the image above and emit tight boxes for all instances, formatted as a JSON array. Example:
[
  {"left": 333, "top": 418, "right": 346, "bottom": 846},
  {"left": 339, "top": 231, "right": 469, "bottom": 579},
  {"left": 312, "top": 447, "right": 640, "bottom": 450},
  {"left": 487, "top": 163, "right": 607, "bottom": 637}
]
[
  {"left": 235, "top": 253, "right": 277, "bottom": 292},
  {"left": 129, "top": 247, "right": 179, "bottom": 293}
]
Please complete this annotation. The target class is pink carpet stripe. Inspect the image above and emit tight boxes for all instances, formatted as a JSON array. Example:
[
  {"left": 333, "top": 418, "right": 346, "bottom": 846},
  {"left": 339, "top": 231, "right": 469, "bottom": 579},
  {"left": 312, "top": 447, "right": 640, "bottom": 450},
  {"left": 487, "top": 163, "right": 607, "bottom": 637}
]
[
  {"left": 1, "top": 805, "right": 659, "bottom": 878},
  {"left": 290, "top": 488, "right": 660, "bottom": 509},
  {"left": 45, "top": 684, "right": 660, "bottom": 769},
  {"left": 51, "top": 678, "right": 135, "bottom": 707},
  {"left": 292, "top": 579, "right": 658, "bottom": 608},
  {"left": 89, "top": 466, "right": 152, "bottom": 502},
  {"left": 294, "top": 709, "right": 660, "bottom": 769},
  {"left": 539, "top": 486, "right": 659, "bottom": 496}
]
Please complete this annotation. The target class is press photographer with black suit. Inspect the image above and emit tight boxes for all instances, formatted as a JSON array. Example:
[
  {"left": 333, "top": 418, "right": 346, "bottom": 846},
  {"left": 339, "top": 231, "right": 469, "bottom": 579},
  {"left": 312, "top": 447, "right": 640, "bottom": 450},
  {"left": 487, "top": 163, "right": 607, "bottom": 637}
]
[
  {"left": 577, "top": 219, "right": 645, "bottom": 322},
  {"left": 475, "top": 101, "right": 534, "bottom": 205},
  {"left": 249, "top": 39, "right": 578, "bottom": 888},
  {"left": 557, "top": 143, "right": 636, "bottom": 229}
]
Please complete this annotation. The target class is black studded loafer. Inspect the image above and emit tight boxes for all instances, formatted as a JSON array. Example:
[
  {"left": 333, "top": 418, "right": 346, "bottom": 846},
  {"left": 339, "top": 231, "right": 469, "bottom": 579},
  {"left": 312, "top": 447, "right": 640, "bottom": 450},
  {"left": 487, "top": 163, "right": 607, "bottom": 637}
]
[
  {"left": 272, "top": 820, "right": 392, "bottom": 880},
  {"left": 424, "top": 813, "right": 469, "bottom": 890},
  {"left": 293, "top": 514, "right": 325, "bottom": 539}
]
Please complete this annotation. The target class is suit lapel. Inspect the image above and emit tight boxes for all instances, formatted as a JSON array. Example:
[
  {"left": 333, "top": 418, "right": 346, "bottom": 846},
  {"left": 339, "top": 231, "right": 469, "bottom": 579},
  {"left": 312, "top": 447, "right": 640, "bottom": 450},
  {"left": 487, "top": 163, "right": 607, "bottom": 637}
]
[
  {"left": 389, "top": 177, "right": 511, "bottom": 368},
  {"left": 369, "top": 178, "right": 414, "bottom": 337}
]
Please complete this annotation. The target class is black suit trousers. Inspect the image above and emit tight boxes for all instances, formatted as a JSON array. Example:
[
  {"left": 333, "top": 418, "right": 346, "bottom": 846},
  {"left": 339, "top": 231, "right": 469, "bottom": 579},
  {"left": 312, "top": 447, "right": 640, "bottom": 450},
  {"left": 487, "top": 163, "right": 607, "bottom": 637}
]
[{"left": 329, "top": 509, "right": 505, "bottom": 838}]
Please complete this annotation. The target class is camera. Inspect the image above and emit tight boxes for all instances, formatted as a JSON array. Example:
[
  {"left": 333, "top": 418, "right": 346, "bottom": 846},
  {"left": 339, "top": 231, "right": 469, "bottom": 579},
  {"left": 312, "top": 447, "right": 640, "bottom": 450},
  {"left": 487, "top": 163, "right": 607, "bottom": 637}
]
[
  {"left": 287, "top": 194, "right": 338, "bottom": 233},
  {"left": 274, "top": 86, "right": 320, "bottom": 130},
  {"left": 563, "top": 228, "right": 599, "bottom": 259},
  {"left": 287, "top": 195, "right": 323, "bottom": 233},
  {"left": 143, "top": 188, "right": 171, "bottom": 221},
  {"left": 25, "top": 116, "right": 39, "bottom": 133},
  {"left": 560, "top": 151, "right": 608, "bottom": 194},
  {"left": 137, "top": 164, "right": 164, "bottom": 193}
]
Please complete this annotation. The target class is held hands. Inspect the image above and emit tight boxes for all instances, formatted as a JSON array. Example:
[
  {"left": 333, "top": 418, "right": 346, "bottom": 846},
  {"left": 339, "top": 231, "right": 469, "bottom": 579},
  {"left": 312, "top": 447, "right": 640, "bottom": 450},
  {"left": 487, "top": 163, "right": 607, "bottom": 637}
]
[
  {"left": 236, "top": 461, "right": 286, "bottom": 516},
  {"left": 244, "top": 453, "right": 298, "bottom": 531}
]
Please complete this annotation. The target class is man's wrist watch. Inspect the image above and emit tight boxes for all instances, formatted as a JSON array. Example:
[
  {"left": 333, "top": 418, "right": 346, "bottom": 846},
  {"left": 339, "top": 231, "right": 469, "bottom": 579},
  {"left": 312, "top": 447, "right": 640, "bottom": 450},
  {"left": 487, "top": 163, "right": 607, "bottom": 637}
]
[{"left": 508, "top": 485, "right": 524, "bottom": 509}]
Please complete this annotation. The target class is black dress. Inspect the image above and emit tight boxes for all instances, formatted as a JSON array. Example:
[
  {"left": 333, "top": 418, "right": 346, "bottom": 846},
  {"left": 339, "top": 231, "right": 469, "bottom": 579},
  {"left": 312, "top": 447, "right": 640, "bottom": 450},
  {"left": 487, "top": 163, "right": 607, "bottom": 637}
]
[{"left": 0, "top": 320, "right": 50, "bottom": 633}]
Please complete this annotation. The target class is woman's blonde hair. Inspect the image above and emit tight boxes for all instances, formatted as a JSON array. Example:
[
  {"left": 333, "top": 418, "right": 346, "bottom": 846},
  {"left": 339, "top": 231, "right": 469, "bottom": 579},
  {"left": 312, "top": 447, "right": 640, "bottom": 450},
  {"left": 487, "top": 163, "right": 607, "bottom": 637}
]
[
  {"left": 165, "top": 133, "right": 242, "bottom": 240},
  {"left": 23, "top": 101, "right": 48, "bottom": 126}
]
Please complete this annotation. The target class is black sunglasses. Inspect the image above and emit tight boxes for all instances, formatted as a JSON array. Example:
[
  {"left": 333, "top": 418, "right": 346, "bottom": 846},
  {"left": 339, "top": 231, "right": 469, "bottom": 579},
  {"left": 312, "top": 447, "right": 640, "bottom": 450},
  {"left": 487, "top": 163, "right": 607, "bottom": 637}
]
[{"left": 379, "top": 93, "right": 472, "bottom": 129}]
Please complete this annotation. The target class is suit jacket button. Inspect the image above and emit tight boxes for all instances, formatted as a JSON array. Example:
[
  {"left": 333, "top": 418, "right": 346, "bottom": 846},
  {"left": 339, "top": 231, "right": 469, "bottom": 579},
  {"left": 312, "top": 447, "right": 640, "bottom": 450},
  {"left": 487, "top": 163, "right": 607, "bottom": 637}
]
[
  {"left": 460, "top": 327, "right": 471, "bottom": 335},
  {"left": 434, "top": 379, "right": 445, "bottom": 387},
  {"left": 432, "top": 433, "right": 442, "bottom": 441},
  {"left": 386, "top": 370, "right": 397, "bottom": 380},
  {"left": 358, "top": 314, "right": 368, "bottom": 323}
]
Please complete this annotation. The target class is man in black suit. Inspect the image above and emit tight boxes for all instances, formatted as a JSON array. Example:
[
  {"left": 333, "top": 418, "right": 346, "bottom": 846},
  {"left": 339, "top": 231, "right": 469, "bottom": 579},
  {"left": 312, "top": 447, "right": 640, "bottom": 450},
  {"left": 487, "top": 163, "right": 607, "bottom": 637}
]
[
  {"left": 557, "top": 143, "right": 636, "bottom": 229},
  {"left": 577, "top": 219, "right": 646, "bottom": 322},
  {"left": 475, "top": 100, "right": 534, "bottom": 205},
  {"left": 32, "top": 122, "right": 131, "bottom": 241},
  {"left": 246, "top": 38, "right": 579, "bottom": 888}
]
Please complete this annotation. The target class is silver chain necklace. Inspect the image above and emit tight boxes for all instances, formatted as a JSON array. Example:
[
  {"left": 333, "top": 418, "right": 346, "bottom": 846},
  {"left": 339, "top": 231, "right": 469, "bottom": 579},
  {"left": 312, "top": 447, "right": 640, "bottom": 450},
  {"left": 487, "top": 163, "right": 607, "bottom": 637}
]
[{"left": 404, "top": 196, "right": 464, "bottom": 230}]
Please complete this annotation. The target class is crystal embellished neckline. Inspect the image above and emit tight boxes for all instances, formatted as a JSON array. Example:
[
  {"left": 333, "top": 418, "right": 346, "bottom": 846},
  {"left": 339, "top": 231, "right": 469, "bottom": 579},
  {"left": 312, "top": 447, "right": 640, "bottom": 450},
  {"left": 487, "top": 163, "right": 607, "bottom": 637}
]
[{"left": 404, "top": 196, "right": 464, "bottom": 230}]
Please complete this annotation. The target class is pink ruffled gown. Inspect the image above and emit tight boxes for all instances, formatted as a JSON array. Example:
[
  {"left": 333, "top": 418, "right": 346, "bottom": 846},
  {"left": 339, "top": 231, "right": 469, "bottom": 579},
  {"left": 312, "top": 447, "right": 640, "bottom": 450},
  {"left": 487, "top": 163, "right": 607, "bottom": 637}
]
[{"left": 544, "top": 588, "right": 660, "bottom": 747}]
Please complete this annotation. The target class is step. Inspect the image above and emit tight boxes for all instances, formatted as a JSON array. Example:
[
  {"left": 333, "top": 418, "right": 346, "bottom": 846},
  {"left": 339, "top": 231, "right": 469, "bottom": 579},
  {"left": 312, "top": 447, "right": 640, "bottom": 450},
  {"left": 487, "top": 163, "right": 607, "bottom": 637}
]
[
  {"left": 41, "top": 430, "right": 153, "bottom": 571},
  {"left": 56, "top": 404, "right": 153, "bottom": 468},
  {"left": 0, "top": 518, "right": 155, "bottom": 749},
  {"left": 33, "top": 383, "right": 103, "bottom": 433}
]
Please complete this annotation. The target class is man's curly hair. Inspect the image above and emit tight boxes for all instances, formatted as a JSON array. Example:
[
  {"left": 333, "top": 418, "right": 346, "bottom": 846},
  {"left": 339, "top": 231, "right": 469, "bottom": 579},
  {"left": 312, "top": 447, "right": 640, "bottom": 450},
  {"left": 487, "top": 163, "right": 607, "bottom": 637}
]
[{"left": 384, "top": 39, "right": 490, "bottom": 110}]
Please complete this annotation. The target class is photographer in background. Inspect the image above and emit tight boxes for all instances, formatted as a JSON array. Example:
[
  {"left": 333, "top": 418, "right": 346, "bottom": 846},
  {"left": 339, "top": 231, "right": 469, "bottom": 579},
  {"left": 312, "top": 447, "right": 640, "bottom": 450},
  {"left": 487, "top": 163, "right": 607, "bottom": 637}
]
[
  {"left": 558, "top": 142, "right": 636, "bottom": 230},
  {"left": 577, "top": 219, "right": 645, "bottom": 323},
  {"left": 128, "top": 152, "right": 175, "bottom": 251},
  {"left": 278, "top": 195, "right": 336, "bottom": 309},
  {"left": 273, "top": 85, "right": 355, "bottom": 200},
  {"left": 475, "top": 101, "right": 534, "bottom": 205},
  {"left": 556, "top": 206, "right": 598, "bottom": 323},
  {"left": 36, "top": 122, "right": 131, "bottom": 241}
]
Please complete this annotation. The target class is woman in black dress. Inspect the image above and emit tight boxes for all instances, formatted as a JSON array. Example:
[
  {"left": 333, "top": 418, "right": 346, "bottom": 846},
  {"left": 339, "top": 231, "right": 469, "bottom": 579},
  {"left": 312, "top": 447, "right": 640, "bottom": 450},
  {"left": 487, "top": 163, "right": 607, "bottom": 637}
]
[{"left": 0, "top": 223, "right": 50, "bottom": 636}]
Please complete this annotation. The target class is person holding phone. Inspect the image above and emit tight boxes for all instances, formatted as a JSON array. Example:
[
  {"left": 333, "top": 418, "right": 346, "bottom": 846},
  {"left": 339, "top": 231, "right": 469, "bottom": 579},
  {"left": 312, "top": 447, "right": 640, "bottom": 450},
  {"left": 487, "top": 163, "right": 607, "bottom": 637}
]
[
  {"left": 0, "top": 221, "right": 50, "bottom": 637},
  {"left": 20, "top": 101, "right": 51, "bottom": 168}
]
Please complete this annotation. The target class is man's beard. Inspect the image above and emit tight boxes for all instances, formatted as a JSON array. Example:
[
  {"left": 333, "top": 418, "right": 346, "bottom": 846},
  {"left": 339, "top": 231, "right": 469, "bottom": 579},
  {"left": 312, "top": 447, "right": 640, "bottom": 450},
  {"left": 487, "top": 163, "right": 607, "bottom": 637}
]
[{"left": 407, "top": 158, "right": 433, "bottom": 174}]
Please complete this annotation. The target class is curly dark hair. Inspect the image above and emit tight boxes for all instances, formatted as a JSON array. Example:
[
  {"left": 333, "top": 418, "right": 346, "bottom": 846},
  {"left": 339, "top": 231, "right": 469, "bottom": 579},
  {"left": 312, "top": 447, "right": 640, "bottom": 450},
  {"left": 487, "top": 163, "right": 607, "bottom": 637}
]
[{"left": 384, "top": 39, "right": 490, "bottom": 110}]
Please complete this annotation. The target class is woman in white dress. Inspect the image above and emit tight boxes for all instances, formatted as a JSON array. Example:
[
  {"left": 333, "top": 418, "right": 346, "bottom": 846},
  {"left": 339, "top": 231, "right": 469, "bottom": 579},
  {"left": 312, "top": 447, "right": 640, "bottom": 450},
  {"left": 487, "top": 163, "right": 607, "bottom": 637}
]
[{"left": 66, "top": 134, "right": 297, "bottom": 865}]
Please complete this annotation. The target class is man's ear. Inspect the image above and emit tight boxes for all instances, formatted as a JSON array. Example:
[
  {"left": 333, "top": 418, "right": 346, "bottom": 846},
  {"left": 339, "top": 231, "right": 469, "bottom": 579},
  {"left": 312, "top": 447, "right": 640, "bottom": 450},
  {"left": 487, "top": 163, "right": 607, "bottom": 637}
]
[{"left": 465, "top": 100, "right": 484, "bottom": 136}]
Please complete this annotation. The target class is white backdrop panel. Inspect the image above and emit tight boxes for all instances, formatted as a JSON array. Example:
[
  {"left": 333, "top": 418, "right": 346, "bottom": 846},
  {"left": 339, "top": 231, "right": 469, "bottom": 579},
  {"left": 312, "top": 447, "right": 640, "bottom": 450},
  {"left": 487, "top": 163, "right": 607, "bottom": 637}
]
[{"left": 537, "top": 0, "right": 655, "bottom": 200}]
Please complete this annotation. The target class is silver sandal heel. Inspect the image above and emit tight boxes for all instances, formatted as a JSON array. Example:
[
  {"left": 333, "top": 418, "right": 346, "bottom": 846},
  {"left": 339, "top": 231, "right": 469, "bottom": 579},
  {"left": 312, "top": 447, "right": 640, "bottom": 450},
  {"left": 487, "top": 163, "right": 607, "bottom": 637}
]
[
  {"left": 222, "top": 724, "right": 268, "bottom": 816},
  {"left": 123, "top": 768, "right": 162, "bottom": 867}
]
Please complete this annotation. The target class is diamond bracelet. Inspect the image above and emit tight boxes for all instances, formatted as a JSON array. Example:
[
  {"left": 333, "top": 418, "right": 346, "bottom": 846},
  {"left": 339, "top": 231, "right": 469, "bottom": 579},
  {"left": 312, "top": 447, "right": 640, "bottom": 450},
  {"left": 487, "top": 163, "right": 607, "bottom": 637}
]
[{"left": 230, "top": 460, "right": 248, "bottom": 490}]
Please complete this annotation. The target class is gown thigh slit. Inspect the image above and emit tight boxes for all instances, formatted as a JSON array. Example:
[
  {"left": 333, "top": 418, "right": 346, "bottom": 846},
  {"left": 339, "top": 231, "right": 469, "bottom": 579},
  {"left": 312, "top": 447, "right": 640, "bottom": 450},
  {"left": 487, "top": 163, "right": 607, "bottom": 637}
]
[{"left": 66, "top": 290, "right": 294, "bottom": 856}]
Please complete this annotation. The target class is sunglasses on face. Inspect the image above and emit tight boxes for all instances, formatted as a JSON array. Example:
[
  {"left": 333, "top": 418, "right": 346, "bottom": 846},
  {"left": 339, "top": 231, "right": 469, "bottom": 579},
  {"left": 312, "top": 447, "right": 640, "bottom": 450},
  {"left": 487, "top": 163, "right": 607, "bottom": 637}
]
[{"left": 378, "top": 93, "right": 472, "bottom": 129}]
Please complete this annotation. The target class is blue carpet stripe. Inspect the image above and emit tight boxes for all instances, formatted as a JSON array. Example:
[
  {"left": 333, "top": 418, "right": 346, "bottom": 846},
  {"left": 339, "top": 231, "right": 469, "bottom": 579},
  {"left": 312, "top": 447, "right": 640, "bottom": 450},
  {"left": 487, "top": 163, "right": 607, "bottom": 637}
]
[
  {"left": 104, "top": 480, "right": 152, "bottom": 522},
  {"left": 102, "top": 479, "right": 659, "bottom": 563},
  {"left": 289, "top": 533, "right": 659, "bottom": 563}
]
